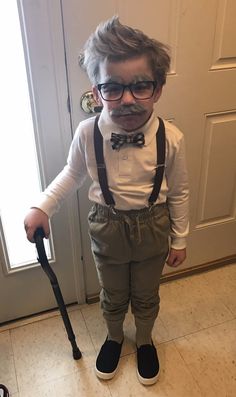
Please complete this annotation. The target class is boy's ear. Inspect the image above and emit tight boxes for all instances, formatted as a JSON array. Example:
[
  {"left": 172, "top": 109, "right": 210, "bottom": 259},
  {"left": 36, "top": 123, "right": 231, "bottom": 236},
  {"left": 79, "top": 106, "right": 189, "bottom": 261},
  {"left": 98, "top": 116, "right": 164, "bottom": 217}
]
[{"left": 92, "top": 86, "right": 102, "bottom": 105}]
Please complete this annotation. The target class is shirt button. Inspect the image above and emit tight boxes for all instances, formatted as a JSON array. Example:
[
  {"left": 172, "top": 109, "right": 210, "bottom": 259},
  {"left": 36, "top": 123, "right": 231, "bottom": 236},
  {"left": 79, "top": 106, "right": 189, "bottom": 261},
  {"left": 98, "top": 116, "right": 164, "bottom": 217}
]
[{"left": 122, "top": 155, "right": 128, "bottom": 160}]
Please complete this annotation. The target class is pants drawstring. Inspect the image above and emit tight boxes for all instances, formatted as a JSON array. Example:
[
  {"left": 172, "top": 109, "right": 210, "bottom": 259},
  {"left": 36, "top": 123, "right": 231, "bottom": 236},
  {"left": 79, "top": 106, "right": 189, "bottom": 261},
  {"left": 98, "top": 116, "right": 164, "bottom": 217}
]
[
  {"left": 124, "top": 215, "right": 142, "bottom": 244},
  {"left": 136, "top": 215, "right": 142, "bottom": 244}
]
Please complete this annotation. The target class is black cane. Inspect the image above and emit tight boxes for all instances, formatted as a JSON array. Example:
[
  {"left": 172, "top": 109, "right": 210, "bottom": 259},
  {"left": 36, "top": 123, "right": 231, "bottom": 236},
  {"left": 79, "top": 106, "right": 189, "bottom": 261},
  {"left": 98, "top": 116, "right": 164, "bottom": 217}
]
[
  {"left": 0, "top": 384, "right": 9, "bottom": 397},
  {"left": 34, "top": 227, "right": 82, "bottom": 360}
]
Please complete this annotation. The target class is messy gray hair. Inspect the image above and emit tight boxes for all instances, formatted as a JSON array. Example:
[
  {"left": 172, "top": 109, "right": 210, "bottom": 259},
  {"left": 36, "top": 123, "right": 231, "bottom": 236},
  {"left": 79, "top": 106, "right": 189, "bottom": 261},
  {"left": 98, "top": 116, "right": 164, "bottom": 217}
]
[{"left": 79, "top": 16, "right": 170, "bottom": 86}]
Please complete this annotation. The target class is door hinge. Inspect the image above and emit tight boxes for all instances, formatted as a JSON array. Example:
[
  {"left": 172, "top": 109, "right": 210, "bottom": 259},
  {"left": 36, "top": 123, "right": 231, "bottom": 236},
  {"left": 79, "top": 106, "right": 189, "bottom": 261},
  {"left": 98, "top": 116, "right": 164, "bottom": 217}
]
[{"left": 67, "top": 95, "right": 71, "bottom": 114}]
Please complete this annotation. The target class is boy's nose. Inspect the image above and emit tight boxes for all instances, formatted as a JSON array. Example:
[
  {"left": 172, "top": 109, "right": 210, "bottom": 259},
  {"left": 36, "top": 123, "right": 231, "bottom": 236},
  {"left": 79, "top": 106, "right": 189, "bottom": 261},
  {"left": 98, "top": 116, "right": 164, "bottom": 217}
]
[{"left": 120, "top": 87, "right": 136, "bottom": 104}]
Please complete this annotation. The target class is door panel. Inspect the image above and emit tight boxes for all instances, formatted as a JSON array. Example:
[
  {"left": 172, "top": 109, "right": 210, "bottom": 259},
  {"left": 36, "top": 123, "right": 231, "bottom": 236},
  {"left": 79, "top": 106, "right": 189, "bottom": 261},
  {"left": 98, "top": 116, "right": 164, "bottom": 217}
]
[{"left": 61, "top": 0, "right": 236, "bottom": 298}]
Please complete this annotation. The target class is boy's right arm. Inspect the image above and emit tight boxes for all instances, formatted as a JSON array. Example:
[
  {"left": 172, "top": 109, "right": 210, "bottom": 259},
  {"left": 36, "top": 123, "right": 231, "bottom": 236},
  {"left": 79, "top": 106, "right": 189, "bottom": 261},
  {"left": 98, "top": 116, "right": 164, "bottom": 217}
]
[
  {"left": 24, "top": 208, "right": 50, "bottom": 243},
  {"left": 24, "top": 121, "right": 89, "bottom": 243}
]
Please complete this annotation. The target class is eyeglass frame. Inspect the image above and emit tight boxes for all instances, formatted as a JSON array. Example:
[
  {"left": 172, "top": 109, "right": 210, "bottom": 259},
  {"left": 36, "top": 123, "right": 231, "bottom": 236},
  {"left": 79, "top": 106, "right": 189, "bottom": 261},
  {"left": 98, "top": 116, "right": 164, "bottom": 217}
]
[{"left": 96, "top": 81, "right": 158, "bottom": 101}]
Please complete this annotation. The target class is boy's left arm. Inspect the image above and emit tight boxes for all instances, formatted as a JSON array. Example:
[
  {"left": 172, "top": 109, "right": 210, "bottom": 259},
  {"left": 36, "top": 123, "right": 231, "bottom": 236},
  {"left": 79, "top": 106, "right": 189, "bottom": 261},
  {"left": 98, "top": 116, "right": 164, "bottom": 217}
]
[{"left": 165, "top": 128, "right": 189, "bottom": 267}]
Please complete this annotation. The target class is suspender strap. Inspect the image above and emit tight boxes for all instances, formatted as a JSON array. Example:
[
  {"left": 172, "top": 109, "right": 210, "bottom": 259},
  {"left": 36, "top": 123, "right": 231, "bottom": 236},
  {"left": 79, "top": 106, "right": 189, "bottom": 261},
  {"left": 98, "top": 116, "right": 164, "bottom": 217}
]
[
  {"left": 94, "top": 115, "right": 115, "bottom": 206},
  {"left": 93, "top": 116, "right": 166, "bottom": 207},
  {"left": 148, "top": 117, "right": 166, "bottom": 205}
]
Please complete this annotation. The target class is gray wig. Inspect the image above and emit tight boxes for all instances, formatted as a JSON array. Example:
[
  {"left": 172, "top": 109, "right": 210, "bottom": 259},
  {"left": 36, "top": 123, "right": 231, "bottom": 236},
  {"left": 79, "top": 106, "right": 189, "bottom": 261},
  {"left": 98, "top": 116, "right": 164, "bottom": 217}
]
[{"left": 79, "top": 16, "right": 170, "bottom": 86}]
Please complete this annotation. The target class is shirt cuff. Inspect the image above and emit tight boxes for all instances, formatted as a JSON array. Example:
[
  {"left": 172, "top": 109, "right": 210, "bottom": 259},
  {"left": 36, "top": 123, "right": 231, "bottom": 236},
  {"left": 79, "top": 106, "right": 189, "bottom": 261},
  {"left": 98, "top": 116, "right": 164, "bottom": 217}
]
[
  {"left": 170, "top": 237, "right": 187, "bottom": 250},
  {"left": 31, "top": 194, "right": 59, "bottom": 218}
]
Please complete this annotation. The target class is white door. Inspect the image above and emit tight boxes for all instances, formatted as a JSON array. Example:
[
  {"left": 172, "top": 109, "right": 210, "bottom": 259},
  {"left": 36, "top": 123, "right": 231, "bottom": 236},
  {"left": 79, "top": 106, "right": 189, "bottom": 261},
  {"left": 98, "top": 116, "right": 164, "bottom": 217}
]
[
  {"left": 0, "top": 0, "right": 85, "bottom": 323},
  {"left": 61, "top": 0, "right": 236, "bottom": 298}
]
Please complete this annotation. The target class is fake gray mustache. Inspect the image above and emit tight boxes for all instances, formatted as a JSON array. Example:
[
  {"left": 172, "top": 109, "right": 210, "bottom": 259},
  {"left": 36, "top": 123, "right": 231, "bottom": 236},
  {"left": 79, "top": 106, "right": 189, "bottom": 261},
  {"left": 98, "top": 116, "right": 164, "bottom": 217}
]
[{"left": 110, "top": 104, "right": 146, "bottom": 116}]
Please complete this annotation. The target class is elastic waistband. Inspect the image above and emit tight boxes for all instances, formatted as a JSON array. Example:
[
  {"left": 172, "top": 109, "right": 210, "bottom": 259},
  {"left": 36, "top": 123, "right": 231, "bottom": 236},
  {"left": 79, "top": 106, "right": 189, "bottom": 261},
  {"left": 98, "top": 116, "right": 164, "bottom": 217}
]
[{"left": 93, "top": 202, "right": 167, "bottom": 221}]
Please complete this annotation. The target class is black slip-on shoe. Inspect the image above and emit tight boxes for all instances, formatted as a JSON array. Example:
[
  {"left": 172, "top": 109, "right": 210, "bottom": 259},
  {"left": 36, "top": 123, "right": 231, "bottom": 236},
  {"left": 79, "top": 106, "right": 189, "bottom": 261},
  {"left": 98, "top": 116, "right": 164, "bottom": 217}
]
[
  {"left": 136, "top": 342, "right": 160, "bottom": 385},
  {"left": 95, "top": 338, "right": 123, "bottom": 380}
]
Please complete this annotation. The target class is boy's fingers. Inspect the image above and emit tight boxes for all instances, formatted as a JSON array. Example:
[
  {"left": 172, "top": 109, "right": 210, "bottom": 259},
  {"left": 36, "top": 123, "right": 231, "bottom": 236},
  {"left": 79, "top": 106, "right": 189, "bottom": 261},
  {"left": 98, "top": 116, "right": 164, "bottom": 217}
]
[{"left": 44, "top": 224, "right": 50, "bottom": 239}]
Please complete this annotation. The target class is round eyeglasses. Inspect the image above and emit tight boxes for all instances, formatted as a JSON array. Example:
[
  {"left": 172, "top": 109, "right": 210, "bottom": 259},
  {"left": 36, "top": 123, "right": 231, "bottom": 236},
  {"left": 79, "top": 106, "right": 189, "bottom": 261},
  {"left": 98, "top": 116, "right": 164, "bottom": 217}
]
[{"left": 97, "top": 81, "right": 158, "bottom": 101}]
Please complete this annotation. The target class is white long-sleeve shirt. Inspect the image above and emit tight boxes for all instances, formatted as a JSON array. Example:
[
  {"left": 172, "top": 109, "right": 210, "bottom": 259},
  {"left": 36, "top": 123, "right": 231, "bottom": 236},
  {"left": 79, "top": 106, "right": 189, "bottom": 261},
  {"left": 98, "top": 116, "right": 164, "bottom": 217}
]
[{"left": 34, "top": 111, "right": 189, "bottom": 249}]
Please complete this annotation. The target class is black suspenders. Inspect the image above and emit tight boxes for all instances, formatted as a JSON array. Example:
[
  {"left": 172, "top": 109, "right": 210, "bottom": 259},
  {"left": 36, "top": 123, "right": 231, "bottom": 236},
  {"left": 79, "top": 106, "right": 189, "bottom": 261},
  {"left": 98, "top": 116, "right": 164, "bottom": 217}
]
[
  {"left": 148, "top": 117, "right": 166, "bottom": 205},
  {"left": 94, "top": 115, "right": 165, "bottom": 208},
  {"left": 94, "top": 116, "right": 116, "bottom": 206}
]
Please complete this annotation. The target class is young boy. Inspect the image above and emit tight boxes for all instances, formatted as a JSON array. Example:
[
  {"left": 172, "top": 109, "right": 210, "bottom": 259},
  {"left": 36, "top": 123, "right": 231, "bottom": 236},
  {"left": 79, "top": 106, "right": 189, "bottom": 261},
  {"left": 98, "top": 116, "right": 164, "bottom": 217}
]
[{"left": 24, "top": 16, "right": 189, "bottom": 385}]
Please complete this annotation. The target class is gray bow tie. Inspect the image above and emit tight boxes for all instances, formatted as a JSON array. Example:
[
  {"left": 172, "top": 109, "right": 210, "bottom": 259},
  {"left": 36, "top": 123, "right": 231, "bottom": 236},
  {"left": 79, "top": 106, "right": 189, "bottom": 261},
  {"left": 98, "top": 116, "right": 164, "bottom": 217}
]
[{"left": 111, "top": 132, "right": 145, "bottom": 150}]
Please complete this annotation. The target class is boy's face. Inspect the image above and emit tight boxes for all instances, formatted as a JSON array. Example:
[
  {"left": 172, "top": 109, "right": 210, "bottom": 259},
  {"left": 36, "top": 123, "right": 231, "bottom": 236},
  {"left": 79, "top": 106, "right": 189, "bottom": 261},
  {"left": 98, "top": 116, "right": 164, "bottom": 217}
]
[{"left": 93, "top": 55, "right": 162, "bottom": 132}]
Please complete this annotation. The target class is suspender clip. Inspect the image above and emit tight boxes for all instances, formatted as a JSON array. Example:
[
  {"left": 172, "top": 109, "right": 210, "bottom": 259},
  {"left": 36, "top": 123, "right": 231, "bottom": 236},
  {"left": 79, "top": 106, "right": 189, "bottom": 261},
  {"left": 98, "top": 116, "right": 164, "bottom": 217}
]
[
  {"left": 109, "top": 205, "right": 117, "bottom": 215},
  {"left": 148, "top": 202, "right": 154, "bottom": 211}
]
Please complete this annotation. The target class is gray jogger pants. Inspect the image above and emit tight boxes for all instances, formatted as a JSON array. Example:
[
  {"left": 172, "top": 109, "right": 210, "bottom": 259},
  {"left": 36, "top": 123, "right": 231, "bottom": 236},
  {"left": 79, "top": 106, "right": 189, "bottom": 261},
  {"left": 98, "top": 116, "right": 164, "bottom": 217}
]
[{"left": 88, "top": 202, "right": 170, "bottom": 346}]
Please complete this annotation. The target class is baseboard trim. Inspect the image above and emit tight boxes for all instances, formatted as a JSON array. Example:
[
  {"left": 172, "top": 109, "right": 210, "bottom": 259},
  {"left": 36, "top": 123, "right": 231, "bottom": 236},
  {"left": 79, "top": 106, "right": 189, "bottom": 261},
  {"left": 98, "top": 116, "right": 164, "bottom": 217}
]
[
  {"left": 86, "top": 294, "right": 100, "bottom": 304},
  {"left": 0, "top": 302, "right": 78, "bottom": 329},
  {"left": 160, "top": 255, "right": 236, "bottom": 284},
  {"left": 86, "top": 255, "right": 236, "bottom": 304}
]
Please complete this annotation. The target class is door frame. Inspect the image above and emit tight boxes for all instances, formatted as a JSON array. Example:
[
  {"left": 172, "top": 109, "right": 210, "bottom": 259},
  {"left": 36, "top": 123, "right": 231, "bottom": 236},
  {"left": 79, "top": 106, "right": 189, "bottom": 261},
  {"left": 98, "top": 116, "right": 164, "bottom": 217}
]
[
  {"left": 18, "top": 0, "right": 86, "bottom": 305},
  {"left": 0, "top": 0, "right": 86, "bottom": 323}
]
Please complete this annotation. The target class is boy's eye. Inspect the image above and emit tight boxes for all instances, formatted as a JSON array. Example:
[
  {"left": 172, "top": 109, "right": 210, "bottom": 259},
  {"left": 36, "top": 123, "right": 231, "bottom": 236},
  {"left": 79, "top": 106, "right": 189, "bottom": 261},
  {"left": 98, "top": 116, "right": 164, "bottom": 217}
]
[
  {"left": 102, "top": 84, "right": 122, "bottom": 93},
  {"left": 132, "top": 82, "right": 153, "bottom": 91}
]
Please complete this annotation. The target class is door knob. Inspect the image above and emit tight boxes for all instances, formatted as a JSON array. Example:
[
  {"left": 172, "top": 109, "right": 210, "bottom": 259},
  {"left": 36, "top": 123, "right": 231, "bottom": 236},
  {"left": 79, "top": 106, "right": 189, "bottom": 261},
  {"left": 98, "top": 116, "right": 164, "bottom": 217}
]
[{"left": 80, "top": 91, "right": 102, "bottom": 114}]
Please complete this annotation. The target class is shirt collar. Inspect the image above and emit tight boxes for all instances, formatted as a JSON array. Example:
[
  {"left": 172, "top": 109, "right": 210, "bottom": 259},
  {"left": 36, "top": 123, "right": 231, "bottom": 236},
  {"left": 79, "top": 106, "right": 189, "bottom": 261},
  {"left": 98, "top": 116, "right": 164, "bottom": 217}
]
[{"left": 98, "top": 110, "right": 159, "bottom": 146}]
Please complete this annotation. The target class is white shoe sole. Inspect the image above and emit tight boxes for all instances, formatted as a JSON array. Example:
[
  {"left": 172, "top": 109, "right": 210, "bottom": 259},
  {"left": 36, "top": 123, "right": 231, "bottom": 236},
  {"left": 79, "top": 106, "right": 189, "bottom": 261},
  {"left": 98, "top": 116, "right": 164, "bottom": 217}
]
[
  {"left": 137, "top": 369, "right": 160, "bottom": 385},
  {"left": 95, "top": 366, "right": 118, "bottom": 380}
]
